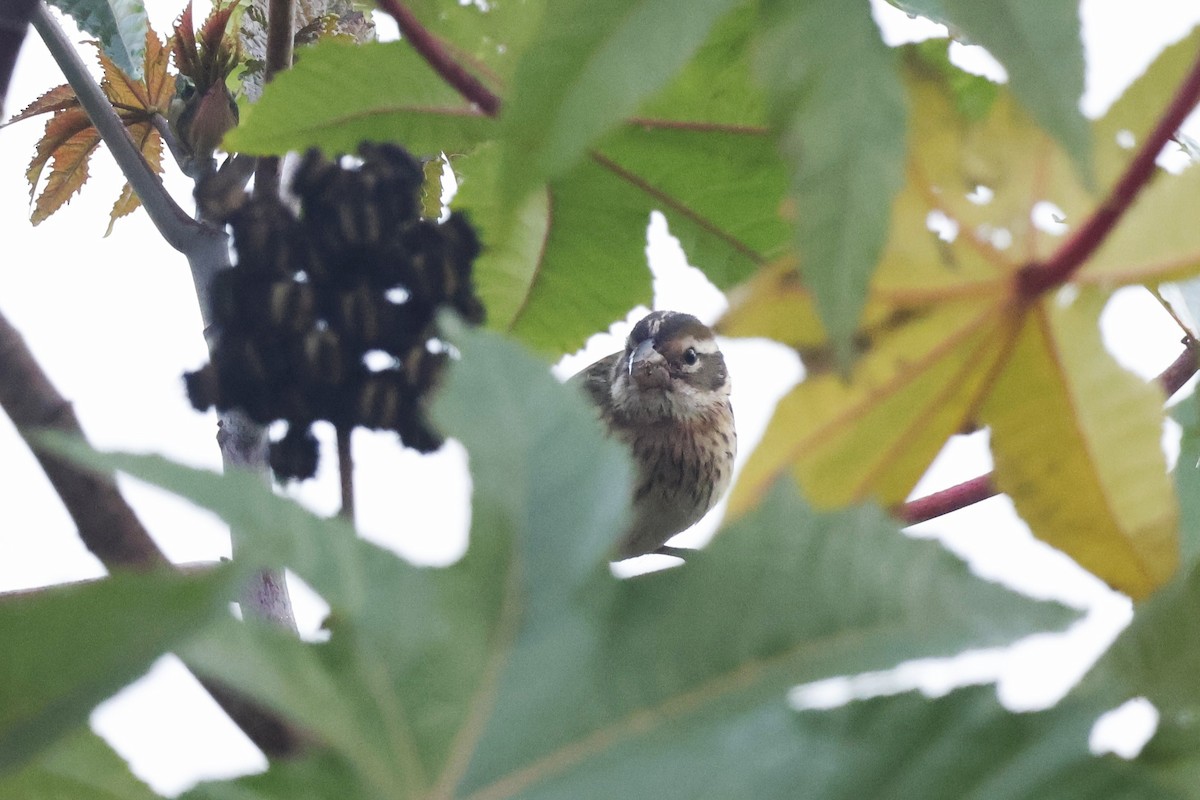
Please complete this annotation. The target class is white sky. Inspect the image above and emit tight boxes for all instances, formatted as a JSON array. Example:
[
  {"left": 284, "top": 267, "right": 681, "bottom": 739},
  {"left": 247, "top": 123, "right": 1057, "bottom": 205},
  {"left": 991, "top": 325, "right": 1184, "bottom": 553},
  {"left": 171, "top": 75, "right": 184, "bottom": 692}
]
[{"left": 2, "top": 0, "right": 1200, "bottom": 794}]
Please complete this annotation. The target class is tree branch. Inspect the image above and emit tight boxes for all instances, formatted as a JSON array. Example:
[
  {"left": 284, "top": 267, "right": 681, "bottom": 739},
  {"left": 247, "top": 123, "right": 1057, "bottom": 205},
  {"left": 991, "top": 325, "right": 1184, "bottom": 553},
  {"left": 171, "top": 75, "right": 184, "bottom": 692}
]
[
  {"left": 899, "top": 340, "right": 1200, "bottom": 525},
  {"left": 1018, "top": 48, "right": 1200, "bottom": 295},
  {"left": 0, "top": 308, "right": 169, "bottom": 568},
  {"left": 376, "top": 0, "right": 500, "bottom": 116},
  {"left": 253, "top": 0, "right": 296, "bottom": 197}
]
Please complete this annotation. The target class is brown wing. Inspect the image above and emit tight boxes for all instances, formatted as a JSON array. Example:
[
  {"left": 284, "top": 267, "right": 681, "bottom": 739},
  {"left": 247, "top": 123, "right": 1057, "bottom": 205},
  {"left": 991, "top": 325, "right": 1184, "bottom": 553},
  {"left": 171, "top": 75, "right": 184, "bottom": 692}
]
[{"left": 569, "top": 351, "right": 621, "bottom": 409}]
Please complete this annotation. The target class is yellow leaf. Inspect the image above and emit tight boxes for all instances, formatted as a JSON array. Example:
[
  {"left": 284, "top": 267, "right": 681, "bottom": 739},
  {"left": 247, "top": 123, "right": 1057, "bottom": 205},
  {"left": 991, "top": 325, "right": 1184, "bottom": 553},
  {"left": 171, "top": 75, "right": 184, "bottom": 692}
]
[
  {"left": 981, "top": 289, "right": 1177, "bottom": 599},
  {"left": 718, "top": 256, "right": 825, "bottom": 348},
  {"left": 1094, "top": 26, "right": 1200, "bottom": 189},
  {"left": 721, "top": 49, "right": 1184, "bottom": 598},
  {"left": 904, "top": 56, "right": 1092, "bottom": 266},
  {"left": 1078, "top": 164, "right": 1200, "bottom": 286},
  {"left": 727, "top": 298, "right": 1011, "bottom": 516}
]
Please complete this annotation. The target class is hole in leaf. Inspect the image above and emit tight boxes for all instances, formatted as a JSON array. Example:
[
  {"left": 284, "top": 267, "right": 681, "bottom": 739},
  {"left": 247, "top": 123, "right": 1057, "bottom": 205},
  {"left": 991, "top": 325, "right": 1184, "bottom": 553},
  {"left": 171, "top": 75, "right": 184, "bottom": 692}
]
[
  {"left": 1116, "top": 129, "right": 1136, "bottom": 150},
  {"left": 1031, "top": 200, "right": 1068, "bottom": 236},
  {"left": 977, "top": 224, "right": 1011, "bottom": 250},
  {"left": 1090, "top": 697, "right": 1158, "bottom": 759},
  {"left": 926, "top": 210, "right": 959, "bottom": 242},
  {"left": 966, "top": 185, "right": 994, "bottom": 205}
]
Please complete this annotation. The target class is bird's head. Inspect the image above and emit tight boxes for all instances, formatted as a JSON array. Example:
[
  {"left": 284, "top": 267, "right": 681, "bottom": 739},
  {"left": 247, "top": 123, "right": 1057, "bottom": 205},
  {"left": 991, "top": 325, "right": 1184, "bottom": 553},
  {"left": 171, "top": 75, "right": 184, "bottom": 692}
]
[{"left": 609, "top": 311, "right": 730, "bottom": 422}]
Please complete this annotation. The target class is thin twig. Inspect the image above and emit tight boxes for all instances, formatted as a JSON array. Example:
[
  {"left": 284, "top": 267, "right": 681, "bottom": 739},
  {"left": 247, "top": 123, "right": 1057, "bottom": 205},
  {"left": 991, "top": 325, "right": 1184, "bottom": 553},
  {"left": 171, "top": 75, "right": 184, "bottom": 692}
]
[
  {"left": 1160, "top": 336, "right": 1200, "bottom": 398},
  {"left": 899, "top": 340, "right": 1200, "bottom": 524},
  {"left": 253, "top": 0, "right": 296, "bottom": 196},
  {"left": 376, "top": 0, "right": 500, "bottom": 116},
  {"left": 337, "top": 426, "right": 355, "bottom": 523},
  {"left": 1019, "top": 48, "right": 1200, "bottom": 295},
  {"left": 899, "top": 474, "right": 997, "bottom": 526}
]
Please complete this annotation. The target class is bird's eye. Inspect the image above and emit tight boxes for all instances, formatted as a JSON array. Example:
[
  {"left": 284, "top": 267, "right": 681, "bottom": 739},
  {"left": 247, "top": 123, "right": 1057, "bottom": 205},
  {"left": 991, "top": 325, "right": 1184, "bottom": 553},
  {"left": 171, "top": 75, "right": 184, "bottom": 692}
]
[{"left": 683, "top": 347, "right": 699, "bottom": 366}]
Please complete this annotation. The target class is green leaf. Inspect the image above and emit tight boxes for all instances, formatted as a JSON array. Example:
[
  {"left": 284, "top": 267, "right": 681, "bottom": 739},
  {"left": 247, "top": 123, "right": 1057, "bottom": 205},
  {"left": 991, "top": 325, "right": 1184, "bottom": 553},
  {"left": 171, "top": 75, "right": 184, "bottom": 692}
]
[
  {"left": 755, "top": 0, "right": 908, "bottom": 361},
  {"left": 453, "top": 147, "right": 657, "bottom": 354},
  {"left": 456, "top": 123, "right": 787, "bottom": 354},
  {"left": 224, "top": 40, "right": 495, "bottom": 157},
  {"left": 892, "top": 0, "right": 1092, "bottom": 184},
  {"left": 1079, "top": 556, "right": 1200, "bottom": 794},
  {"left": 403, "top": 0, "right": 547, "bottom": 87},
  {"left": 0, "top": 728, "right": 159, "bottom": 800},
  {"left": 500, "top": 0, "right": 741, "bottom": 195},
  {"left": 1085, "top": 560, "right": 1200, "bottom": 719},
  {"left": 185, "top": 751, "right": 362, "bottom": 800},
  {"left": 1173, "top": 391, "right": 1200, "bottom": 567},
  {"left": 452, "top": 5, "right": 788, "bottom": 354},
  {"left": 46, "top": 0, "right": 147, "bottom": 78},
  {"left": 0, "top": 567, "right": 233, "bottom": 774},
  {"left": 55, "top": 326, "right": 1074, "bottom": 797},
  {"left": 792, "top": 687, "right": 1172, "bottom": 799},
  {"left": 454, "top": 481, "right": 1076, "bottom": 797}
]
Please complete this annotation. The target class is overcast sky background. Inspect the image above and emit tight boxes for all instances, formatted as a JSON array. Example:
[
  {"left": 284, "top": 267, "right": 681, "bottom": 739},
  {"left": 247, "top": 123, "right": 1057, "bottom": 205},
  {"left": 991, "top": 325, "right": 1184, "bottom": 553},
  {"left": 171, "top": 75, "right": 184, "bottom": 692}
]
[{"left": 4, "top": 0, "right": 1200, "bottom": 794}]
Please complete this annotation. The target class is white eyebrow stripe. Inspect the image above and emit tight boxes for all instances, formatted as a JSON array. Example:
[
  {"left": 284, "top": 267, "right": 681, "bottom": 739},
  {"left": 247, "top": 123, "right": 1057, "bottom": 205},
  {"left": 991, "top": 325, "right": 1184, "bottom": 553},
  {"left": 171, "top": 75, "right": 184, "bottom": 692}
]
[{"left": 677, "top": 336, "right": 719, "bottom": 354}]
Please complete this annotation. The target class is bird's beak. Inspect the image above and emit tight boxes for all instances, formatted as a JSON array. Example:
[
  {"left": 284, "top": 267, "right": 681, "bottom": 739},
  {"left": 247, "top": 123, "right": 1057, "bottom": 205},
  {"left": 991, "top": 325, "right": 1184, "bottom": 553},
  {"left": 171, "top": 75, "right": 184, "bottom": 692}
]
[{"left": 628, "top": 338, "right": 657, "bottom": 377}]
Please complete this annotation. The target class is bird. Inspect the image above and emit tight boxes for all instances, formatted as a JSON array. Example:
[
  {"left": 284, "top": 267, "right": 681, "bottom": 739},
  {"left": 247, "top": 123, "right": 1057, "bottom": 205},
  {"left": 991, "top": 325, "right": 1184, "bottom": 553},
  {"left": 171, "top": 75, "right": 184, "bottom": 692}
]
[{"left": 574, "top": 310, "right": 736, "bottom": 559}]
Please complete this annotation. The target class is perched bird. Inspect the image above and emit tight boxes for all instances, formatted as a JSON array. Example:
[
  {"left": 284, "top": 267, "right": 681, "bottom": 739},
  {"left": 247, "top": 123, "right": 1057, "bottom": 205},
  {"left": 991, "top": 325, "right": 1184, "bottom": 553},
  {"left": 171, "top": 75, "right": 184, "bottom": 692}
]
[{"left": 575, "top": 311, "right": 736, "bottom": 559}]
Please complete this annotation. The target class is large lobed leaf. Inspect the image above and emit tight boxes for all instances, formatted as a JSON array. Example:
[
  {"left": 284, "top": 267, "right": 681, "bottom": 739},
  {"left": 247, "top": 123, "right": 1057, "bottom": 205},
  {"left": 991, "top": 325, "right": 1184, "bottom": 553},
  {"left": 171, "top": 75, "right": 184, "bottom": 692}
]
[
  {"left": 890, "top": 0, "right": 1092, "bottom": 183},
  {"left": 754, "top": 0, "right": 908, "bottom": 362},
  {"left": 0, "top": 729, "right": 161, "bottom": 799},
  {"left": 723, "top": 40, "right": 1192, "bottom": 599},
  {"left": 222, "top": 40, "right": 495, "bottom": 158},
  {"left": 452, "top": 5, "right": 789, "bottom": 353},
  {"left": 0, "top": 566, "right": 234, "bottom": 774},
  {"left": 981, "top": 290, "right": 1176, "bottom": 599},
  {"left": 48, "top": 324, "right": 1078, "bottom": 798},
  {"left": 792, "top": 687, "right": 1172, "bottom": 799},
  {"left": 497, "top": 0, "right": 742, "bottom": 198}
]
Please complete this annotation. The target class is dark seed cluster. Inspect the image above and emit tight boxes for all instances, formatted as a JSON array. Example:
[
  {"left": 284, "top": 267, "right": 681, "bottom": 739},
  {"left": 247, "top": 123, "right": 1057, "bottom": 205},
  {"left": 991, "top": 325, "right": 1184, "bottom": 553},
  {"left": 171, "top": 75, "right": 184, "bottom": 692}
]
[{"left": 185, "top": 143, "right": 484, "bottom": 481}]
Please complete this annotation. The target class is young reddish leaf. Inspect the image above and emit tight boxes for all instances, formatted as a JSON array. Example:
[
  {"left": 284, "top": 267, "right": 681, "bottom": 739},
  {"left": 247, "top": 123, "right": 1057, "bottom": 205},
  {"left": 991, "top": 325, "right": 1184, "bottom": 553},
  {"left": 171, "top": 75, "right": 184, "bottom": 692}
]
[
  {"left": 18, "top": 27, "right": 170, "bottom": 230},
  {"left": 26, "top": 107, "right": 93, "bottom": 196},
  {"left": 30, "top": 128, "right": 102, "bottom": 225},
  {"left": 105, "top": 120, "right": 163, "bottom": 235},
  {"left": 173, "top": 0, "right": 240, "bottom": 90},
  {"left": 5, "top": 85, "right": 80, "bottom": 124},
  {"left": 141, "top": 27, "right": 176, "bottom": 114}
]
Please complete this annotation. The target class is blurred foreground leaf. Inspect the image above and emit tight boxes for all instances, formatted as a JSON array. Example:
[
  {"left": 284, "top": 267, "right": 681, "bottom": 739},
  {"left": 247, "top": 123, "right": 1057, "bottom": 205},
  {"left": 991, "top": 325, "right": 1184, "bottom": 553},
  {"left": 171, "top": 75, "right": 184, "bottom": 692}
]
[{"left": 52, "top": 325, "right": 1077, "bottom": 798}]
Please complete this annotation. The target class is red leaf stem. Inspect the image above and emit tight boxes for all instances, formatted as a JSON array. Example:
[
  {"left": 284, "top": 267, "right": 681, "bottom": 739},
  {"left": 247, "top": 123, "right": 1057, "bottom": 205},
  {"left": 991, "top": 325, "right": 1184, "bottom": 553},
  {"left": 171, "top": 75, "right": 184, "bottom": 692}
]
[
  {"left": 1018, "top": 48, "right": 1200, "bottom": 295},
  {"left": 376, "top": 0, "right": 501, "bottom": 117},
  {"left": 899, "top": 340, "right": 1199, "bottom": 525}
]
